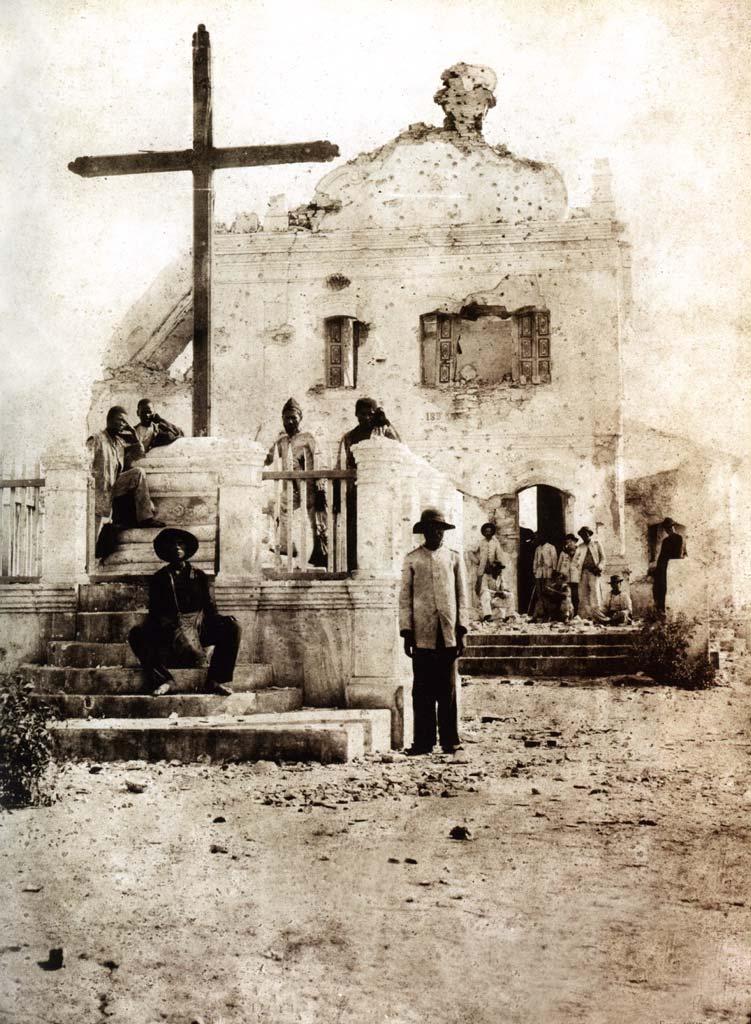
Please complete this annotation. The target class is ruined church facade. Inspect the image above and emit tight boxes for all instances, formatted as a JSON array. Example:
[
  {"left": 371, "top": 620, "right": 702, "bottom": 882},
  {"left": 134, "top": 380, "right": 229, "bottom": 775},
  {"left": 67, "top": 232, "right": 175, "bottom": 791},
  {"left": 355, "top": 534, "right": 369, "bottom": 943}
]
[{"left": 91, "top": 64, "right": 636, "bottom": 610}]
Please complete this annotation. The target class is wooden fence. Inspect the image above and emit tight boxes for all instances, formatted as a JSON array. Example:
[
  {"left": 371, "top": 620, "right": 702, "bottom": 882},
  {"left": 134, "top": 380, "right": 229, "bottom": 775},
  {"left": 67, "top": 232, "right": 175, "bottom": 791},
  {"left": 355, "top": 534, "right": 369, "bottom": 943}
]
[
  {"left": 0, "top": 461, "right": 45, "bottom": 581},
  {"left": 261, "top": 468, "right": 355, "bottom": 576}
]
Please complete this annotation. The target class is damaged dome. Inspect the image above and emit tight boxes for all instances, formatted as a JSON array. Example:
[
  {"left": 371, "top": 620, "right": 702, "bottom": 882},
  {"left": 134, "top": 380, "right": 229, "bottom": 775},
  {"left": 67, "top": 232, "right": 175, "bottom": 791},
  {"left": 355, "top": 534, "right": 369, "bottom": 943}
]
[{"left": 297, "top": 62, "right": 568, "bottom": 232}]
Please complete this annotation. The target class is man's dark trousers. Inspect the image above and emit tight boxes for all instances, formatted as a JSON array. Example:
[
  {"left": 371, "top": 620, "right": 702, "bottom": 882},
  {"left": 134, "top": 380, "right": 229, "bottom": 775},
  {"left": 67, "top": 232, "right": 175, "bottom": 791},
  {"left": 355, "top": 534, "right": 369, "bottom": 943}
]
[
  {"left": 129, "top": 614, "right": 241, "bottom": 688},
  {"left": 411, "top": 635, "right": 460, "bottom": 752}
]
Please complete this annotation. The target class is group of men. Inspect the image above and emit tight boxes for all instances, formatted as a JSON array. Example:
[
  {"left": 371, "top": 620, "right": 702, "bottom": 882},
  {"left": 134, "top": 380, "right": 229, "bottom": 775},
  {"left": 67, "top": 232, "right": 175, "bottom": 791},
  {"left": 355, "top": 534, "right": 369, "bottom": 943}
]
[{"left": 86, "top": 394, "right": 401, "bottom": 700}]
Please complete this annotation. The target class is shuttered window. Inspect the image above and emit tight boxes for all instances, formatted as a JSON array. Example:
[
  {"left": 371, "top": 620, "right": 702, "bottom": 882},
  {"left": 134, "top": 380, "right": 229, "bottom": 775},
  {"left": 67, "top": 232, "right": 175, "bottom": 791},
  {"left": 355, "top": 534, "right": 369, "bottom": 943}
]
[
  {"left": 325, "top": 316, "right": 359, "bottom": 388},
  {"left": 517, "top": 311, "right": 551, "bottom": 384},
  {"left": 420, "top": 312, "right": 456, "bottom": 385}
]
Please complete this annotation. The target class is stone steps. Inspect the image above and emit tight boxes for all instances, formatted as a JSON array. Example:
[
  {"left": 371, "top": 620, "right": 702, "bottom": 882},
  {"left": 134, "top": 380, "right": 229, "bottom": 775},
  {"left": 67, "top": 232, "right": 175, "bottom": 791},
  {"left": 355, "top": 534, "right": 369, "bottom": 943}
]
[
  {"left": 78, "top": 582, "right": 148, "bottom": 611},
  {"left": 465, "top": 631, "right": 639, "bottom": 648},
  {"left": 37, "top": 688, "right": 303, "bottom": 720},
  {"left": 48, "top": 640, "right": 140, "bottom": 668},
  {"left": 463, "top": 643, "right": 634, "bottom": 658},
  {"left": 460, "top": 654, "right": 635, "bottom": 677},
  {"left": 461, "top": 629, "right": 638, "bottom": 677},
  {"left": 76, "top": 611, "right": 146, "bottom": 643},
  {"left": 50, "top": 710, "right": 389, "bottom": 763},
  {"left": 20, "top": 664, "right": 276, "bottom": 695}
]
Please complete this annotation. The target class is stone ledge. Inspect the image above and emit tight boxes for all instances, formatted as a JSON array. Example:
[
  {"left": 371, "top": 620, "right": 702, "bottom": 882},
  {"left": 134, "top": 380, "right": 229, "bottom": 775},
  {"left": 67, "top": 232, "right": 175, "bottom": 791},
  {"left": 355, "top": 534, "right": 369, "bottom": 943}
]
[{"left": 0, "top": 584, "right": 77, "bottom": 614}]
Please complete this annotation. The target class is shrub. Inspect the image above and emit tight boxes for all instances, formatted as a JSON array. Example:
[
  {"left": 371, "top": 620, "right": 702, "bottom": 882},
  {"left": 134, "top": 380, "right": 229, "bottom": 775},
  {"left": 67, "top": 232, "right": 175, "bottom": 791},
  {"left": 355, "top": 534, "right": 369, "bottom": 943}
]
[
  {"left": 636, "top": 612, "right": 716, "bottom": 690},
  {"left": 0, "top": 676, "right": 56, "bottom": 809}
]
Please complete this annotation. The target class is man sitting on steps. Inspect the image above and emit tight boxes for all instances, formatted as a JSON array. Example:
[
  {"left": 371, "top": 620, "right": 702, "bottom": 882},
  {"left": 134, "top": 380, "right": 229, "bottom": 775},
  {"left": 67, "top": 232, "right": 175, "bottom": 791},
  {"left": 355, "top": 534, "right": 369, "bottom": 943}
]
[
  {"left": 128, "top": 528, "right": 241, "bottom": 697},
  {"left": 134, "top": 398, "right": 184, "bottom": 453}
]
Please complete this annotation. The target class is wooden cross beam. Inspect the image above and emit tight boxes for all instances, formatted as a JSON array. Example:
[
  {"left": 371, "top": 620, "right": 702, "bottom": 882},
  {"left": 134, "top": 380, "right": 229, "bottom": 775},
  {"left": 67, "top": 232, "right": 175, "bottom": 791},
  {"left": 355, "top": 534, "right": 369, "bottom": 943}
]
[{"left": 69, "top": 24, "right": 339, "bottom": 437}]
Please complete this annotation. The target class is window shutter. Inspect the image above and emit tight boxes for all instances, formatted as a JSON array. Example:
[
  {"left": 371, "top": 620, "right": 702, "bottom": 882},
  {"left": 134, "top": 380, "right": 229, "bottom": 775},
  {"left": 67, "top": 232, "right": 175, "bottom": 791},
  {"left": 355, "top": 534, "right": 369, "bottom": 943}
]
[
  {"left": 516, "top": 311, "right": 551, "bottom": 384},
  {"left": 325, "top": 317, "right": 357, "bottom": 388}
]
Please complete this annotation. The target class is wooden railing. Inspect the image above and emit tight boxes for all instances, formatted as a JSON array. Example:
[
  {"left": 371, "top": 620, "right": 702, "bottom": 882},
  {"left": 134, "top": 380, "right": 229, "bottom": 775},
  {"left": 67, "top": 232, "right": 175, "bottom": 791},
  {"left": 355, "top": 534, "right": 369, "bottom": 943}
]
[
  {"left": 261, "top": 468, "right": 355, "bottom": 576},
  {"left": 0, "top": 462, "right": 45, "bottom": 581}
]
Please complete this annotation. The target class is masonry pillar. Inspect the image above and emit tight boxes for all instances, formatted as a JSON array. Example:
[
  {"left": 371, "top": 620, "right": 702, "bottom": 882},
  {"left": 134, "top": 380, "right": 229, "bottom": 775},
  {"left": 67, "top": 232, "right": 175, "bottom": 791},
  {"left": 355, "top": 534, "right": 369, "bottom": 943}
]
[
  {"left": 215, "top": 439, "right": 266, "bottom": 664},
  {"left": 347, "top": 438, "right": 408, "bottom": 747},
  {"left": 41, "top": 445, "right": 90, "bottom": 587}
]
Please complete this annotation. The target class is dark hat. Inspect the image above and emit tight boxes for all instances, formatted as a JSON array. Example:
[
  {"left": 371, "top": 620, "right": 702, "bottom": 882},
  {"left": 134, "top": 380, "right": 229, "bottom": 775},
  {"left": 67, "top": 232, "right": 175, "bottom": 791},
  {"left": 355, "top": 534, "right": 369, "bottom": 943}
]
[
  {"left": 609, "top": 574, "right": 623, "bottom": 585},
  {"left": 480, "top": 521, "right": 496, "bottom": 535},
  {"left": 282, "top": 397, "right": 302, "bottom": 417},
  {"left": 413, "top": 507, "right": 455, "bottom": 533},
  {"left": 153, "top": 528, "right": 199, "bottom": 562},
  {"left": 355, "top": 396, "right": 378, "bottom": 413},
  {"left": 578, "top": 526, "right": 594, "bottom": 539},
  {"left": 661, "top": 517, "right": 675, "bottom": 529}
]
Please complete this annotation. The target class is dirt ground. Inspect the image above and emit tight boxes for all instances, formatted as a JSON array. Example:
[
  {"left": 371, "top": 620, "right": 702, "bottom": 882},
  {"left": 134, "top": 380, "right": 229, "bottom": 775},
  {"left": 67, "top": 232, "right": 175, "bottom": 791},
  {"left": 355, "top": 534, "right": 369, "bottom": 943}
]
[{"left": 2, "top": 677, "right": 751, "bottom": 1024}]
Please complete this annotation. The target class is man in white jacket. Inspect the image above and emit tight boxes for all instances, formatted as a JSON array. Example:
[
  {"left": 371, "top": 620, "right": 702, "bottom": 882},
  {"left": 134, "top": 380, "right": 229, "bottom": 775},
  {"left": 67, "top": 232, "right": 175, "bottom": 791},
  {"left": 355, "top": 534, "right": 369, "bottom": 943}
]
[
  {"left": 572, "top": 526, "right": 606, "bottom": 620},
  {"left": 399, "top": 507, "right": 469, "bottom": 755}
]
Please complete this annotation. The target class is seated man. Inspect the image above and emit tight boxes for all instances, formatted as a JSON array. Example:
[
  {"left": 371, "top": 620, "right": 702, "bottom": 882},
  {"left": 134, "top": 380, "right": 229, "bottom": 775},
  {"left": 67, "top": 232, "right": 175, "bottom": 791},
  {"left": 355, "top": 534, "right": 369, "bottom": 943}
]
[
  {"left": 128, "top": 528, "right": 241, "bottom": 696},
  {"left": 604, "top": 574, "right": 633, "bottom": 625},
  {"left": 87, "top": 406, "right": 164, "bottom": 531},
  {"left": 134, "top": 398, "right": 184, "bottom": 453}
]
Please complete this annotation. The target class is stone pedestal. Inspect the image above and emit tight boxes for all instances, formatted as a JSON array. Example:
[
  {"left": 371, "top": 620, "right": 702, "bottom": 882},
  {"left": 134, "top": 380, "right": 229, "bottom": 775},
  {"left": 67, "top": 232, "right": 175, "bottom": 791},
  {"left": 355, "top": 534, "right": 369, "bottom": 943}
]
[{"left": 351, "top": 438, "right": 403, "bottom": 578}]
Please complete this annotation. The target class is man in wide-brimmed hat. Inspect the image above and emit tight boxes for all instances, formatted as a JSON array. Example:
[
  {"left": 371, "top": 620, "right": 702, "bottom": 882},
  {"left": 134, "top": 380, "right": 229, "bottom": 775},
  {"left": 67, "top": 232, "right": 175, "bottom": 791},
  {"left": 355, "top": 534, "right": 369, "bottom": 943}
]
[
  {"left": 128, "top": 528, "right": 241, "bottom": 696},
  {"left": 652, "top": 517, "right": 687, "bottom": 614},
  {"left": 571, "top": 526, "right": 606, "bottom": 620},
  {"left": 399, "top": 507, "right": 469, "bottom": 755},
  {"left": 604, "top": 574, "right": 632, "bottom": 625},
  {"left": 471, "top": 521, "right": 506, "bottom": 622}
]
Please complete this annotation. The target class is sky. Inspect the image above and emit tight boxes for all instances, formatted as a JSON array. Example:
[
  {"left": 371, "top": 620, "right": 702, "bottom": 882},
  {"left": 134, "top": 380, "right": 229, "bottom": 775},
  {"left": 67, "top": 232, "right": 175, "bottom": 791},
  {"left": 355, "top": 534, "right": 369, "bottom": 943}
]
[{"left": 1, "top": 0, "right": 749, "bottom": 461}]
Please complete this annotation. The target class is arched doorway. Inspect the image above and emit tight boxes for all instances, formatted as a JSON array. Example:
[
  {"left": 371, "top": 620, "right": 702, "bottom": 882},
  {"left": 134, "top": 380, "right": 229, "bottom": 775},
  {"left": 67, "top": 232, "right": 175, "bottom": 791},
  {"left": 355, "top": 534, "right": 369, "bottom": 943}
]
[{"left": 517, "top": 484, "right": 568, "bottom": 613}]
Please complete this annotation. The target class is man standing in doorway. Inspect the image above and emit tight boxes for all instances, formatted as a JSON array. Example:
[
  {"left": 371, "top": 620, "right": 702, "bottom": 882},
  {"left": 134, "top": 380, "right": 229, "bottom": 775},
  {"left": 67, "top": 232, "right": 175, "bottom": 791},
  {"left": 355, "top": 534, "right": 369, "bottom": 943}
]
[
  {"left": 399, "top": 508, "right": 468, "bottom": 756},
  {"left": 557, "top": 534, "right": 580, "bottom": 615},
  {"left": 652, "top": 517, "right": 686, "bottom": 614}
]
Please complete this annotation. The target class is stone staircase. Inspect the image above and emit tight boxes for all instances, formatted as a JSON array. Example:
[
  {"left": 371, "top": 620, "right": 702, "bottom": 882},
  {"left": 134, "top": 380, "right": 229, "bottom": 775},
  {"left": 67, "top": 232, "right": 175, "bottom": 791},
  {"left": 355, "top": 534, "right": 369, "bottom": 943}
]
[
  {"left": 460, "top": 628, "right": 640, "bottom": 677},
  {"left": 20, "top": 582, "right": 390, "bottom": 763}
]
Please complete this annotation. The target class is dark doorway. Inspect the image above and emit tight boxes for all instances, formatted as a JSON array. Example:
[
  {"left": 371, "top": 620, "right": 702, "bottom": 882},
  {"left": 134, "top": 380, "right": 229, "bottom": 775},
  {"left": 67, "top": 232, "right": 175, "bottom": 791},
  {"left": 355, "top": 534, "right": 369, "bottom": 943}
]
[{"left": 517, "top": 485, "right": 567, "bottom": 613}]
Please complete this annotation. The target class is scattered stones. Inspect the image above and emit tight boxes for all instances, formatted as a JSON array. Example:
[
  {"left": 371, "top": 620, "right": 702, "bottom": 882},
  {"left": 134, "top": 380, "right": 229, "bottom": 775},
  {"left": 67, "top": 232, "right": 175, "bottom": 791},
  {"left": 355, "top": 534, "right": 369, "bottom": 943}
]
[
  {"left": 210, "top": 844, "right": 228, "bottom": 854},
  {"left": 449, "top": 825, "right": 472, "bottom": 841},
  {"left": 88, "top": 765, "right": 102, "bottom": 775},
  {"left": 37, "top": 948, "right": 64, "bottom": 971},
  {"left": 387, "top": 857, "right": 400, "bottom": 864},
  {"left": 213, "top": 815, "right": 226, "bottom": 823},
  {"left": 21, "top": 884, "right": 43, "bottom": 893},
  {"left": 404, "top": 857, "right": 418, "bottom": 865},
  {"left": 125, "top": 780, "right": 147, "bottom": 794}
]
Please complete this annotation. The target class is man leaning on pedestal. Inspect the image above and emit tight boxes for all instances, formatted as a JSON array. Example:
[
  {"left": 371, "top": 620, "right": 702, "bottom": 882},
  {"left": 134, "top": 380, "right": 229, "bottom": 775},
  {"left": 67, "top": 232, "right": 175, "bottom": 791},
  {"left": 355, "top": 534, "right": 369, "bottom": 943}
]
[
  {"left": 399, "top": 507, "right": 469, "bottom": 756},
  {"left": 87, "top": 406, "right": 164, "bottom": 530}
]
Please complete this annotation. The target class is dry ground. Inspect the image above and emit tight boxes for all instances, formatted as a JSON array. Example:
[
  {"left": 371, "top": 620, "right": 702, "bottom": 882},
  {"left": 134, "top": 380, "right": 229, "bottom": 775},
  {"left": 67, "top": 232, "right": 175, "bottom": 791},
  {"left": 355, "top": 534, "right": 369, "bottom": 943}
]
[{"left": 2, "top": 678, "right": 751, "bottom": 1024}]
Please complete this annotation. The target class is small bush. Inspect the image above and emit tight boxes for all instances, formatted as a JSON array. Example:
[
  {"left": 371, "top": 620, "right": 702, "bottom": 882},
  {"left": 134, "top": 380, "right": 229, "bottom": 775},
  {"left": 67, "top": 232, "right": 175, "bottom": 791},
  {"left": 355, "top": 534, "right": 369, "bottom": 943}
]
[
  {"left": 636, "top": 612, "right": 716, "bottom": 690},
  {"left": 0, "top": 676, "right": 56, "bottom": 809}
]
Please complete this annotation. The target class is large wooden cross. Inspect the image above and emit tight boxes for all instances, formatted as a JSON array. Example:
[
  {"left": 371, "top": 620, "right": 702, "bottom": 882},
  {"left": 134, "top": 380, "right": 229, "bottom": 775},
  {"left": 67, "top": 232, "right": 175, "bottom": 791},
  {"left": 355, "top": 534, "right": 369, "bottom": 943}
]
[{"left": 69, "top": 24, "right": 338, "bottom": 437}]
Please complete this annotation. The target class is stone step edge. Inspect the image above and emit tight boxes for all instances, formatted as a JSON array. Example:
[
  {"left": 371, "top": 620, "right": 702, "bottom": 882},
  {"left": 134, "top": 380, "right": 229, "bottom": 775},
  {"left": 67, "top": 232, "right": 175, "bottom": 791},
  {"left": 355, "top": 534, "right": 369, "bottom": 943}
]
[{"left": 51, "top": 719, "right": 366, "bottom": 764}]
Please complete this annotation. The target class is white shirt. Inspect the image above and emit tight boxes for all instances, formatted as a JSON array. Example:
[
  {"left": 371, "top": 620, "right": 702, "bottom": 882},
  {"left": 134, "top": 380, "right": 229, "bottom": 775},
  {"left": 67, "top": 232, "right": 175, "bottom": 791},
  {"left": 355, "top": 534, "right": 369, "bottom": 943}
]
[{"left": 399, "top": 543, "right": 469, "bottom": 649}]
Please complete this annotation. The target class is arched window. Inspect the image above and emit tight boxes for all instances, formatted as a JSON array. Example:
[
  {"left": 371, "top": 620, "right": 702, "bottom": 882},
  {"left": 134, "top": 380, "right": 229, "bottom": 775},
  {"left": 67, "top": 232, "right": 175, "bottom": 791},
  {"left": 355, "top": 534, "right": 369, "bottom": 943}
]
[
  {"left": 325, "top": 316, "right": 361, "bottom": 388},
  {"left": 420, "top": 307, "right": 551, "bottom": 386}
]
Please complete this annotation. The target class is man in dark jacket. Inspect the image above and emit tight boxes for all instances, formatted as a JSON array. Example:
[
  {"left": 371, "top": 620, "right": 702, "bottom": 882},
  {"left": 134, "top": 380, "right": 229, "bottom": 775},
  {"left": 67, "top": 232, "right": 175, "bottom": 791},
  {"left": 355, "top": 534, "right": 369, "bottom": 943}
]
[
  {"left": 128, "top": 528, "right": 241, "bottom": 696},
  {"left": 652, "top": 517, "right": 687, "bottom": 614}
]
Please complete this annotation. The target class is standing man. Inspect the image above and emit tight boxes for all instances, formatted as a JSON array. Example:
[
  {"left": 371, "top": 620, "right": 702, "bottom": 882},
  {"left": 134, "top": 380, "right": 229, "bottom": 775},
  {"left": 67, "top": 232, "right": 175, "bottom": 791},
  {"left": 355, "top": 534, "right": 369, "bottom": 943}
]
[
  {"left": 472, "top": 521, "right": 505, "bottom": 622},
  {"left": 265, "top": 398, "right": 328, "bottom": 567},
  {"left": 399, "top": 507, "right": 469, "bottom": 756},
  {"left": 87, "top": 406, "right": 164, "bottom": 530},
  {"left": 134, "top": 399, "right": 184, "bottom": 452},
  {"left": 129, "top": 528, "right": 241, "bottom": 696},
  {"left": 557, "top": 534, "right": 580, "bottom": 615},
  {"left": 531, "top": 532, "right": 558, "bottom": 619},
  {"left": 574, "top": 526, "right": 606, "bottom": 620},
  {"left": 652, "top": 517, "right": 686, "bottom": 614}
]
